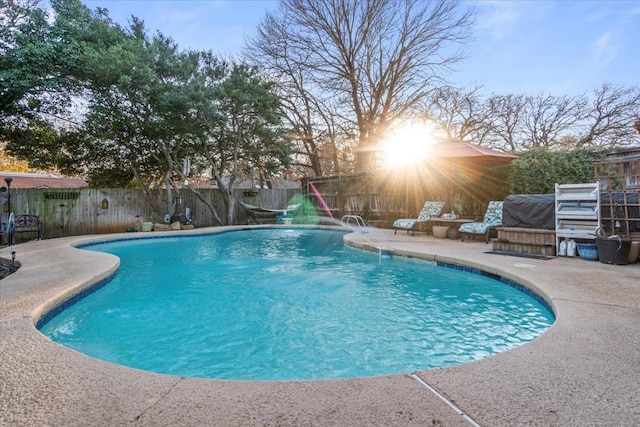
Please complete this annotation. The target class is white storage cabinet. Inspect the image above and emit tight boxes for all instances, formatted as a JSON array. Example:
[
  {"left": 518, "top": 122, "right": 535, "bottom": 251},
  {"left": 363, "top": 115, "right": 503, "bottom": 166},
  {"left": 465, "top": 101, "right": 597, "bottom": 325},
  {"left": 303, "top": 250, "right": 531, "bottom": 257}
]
[{"left": 555, "top": 182, "right": 601, "bottom": 251}]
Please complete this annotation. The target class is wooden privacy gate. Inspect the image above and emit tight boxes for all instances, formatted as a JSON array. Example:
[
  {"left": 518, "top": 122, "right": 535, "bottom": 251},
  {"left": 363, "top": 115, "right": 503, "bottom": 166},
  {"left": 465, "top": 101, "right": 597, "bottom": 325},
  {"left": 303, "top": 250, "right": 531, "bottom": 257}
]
[{"left": 1, "top": 188, "right": 301, "bottom": 241}]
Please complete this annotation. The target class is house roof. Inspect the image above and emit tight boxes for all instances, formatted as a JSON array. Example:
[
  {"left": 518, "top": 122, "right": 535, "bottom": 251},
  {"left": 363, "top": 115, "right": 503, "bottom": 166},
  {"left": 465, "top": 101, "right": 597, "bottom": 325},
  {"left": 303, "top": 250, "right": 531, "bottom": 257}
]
[{"left": 0, "top": 172, "right": 88, "bottom": 189}]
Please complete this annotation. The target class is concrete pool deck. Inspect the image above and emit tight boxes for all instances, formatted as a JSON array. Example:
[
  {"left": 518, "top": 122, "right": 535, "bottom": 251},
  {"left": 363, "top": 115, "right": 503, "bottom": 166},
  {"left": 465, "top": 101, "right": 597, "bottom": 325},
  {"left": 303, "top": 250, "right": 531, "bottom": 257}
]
[{"left": 1, "top": 226, "right": 639, "bottom": 426}]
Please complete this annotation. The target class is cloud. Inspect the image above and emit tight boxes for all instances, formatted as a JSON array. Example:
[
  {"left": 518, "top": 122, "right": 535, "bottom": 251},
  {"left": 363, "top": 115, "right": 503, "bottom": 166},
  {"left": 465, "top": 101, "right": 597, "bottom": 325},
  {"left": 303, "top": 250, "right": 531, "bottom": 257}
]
[
  {"left": 473, "top": 0, "right": 553, "bottom": 41},
  {"left": 474, "top": 1, "right": 521, "bottom": 40},
  {"left": 592, "top": 32, "right": 616, "bottom": 66},
  {"left": 158, "top": 10, "right": 201, "bottom": 25},
  {"left": 594, "top": 32, "right": 611, "bottom": 52}
]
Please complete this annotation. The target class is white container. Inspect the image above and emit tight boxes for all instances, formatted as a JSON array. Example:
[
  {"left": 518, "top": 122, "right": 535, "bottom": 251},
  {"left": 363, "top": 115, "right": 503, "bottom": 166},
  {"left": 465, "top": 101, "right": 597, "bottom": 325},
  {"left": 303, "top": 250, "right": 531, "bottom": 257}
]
[
  {"left": 281, "top": 217, "right": 292, "bottom": 225},
  {"left": 558, "top": 240, "right": 567, "bottom": 256},
  {"left": 567, "top": 239, "right": 577, "bottom": 257}
]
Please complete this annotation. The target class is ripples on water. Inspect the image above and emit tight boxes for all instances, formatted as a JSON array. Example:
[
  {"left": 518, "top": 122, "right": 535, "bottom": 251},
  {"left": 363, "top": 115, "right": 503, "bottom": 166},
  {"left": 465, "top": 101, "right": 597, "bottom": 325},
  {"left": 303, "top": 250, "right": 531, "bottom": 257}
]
[{"left": 40, "top": 228, "right": 554, "bottom": 380}]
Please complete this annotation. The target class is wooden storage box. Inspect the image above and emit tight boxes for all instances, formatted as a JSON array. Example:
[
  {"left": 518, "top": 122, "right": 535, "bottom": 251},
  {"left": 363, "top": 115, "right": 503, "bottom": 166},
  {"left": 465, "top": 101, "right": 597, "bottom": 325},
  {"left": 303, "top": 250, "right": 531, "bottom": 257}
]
[{"left": 493, "top": 227, "right": 557, "bottom": 256}]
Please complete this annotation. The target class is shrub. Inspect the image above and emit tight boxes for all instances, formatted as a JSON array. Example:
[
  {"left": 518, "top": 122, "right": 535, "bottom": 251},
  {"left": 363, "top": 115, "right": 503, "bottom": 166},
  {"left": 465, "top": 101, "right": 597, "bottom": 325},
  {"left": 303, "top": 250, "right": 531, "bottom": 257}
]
[{"left": 508, "top": 148, "right": 595, "bottom": 194}]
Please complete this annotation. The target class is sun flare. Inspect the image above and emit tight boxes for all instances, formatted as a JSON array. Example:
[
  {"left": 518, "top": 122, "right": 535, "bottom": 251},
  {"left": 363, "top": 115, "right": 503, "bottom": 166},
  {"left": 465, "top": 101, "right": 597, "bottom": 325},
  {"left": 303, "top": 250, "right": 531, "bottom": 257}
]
[{"left": 380, "top": 122, "right": 438, "bottom": 168}]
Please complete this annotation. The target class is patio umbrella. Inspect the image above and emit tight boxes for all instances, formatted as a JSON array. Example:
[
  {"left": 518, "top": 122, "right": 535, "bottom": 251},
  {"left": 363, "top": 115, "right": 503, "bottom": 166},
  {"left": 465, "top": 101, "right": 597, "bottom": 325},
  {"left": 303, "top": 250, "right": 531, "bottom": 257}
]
[
  {"left": 429, "top": 139, "right": 517, "bottom": 166},
  {"left": 423, "top": 139, "right": 517, "bottom": 214}
]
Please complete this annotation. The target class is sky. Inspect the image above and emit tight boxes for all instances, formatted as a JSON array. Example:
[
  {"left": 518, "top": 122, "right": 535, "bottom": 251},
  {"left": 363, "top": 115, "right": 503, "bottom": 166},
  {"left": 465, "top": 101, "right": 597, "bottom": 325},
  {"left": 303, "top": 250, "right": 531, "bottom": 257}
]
[{"left": 79, "top": 0, "right": 639, "bottom": 97}]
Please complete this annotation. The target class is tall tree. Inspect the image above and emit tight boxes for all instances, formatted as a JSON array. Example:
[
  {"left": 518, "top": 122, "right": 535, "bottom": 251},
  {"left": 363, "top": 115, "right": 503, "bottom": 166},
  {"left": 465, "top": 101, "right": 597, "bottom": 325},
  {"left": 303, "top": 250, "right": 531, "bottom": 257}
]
[
  {"left": 484, "top": 94, "right": 528, "bottom": 151},
  {"left": 201, "top": 62, "right": 288, "bottom": 224},
  {"left": 249, "top": 0, "right": 474, "bottom": 172},
  {"left": 3, "top": 0, "right": 290, "bottom": 225},
  {"left": 425, "top": 86, "right": 492, "bottom": 144},
  {"left": 0, "top": 0, "right": 83, "bottom": 139},
  {"left": 425, "top": 85, "right": 640, "bottom": 151},
  {"left": 522, "top": 93, "right": 584, "bottom": 149},
  {"left": 246, "top": 12, "right": 350, "bottom": 177},
  {"left": 576, "top": 84, "right": 640, "bottom": 148}
]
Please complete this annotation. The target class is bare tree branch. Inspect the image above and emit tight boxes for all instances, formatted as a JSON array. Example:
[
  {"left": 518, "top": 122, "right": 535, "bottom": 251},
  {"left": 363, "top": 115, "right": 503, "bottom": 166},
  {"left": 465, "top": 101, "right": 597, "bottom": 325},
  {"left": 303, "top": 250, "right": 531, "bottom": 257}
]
[
  {"left": 576, "top": 84, "right": 640, "bottom": 148},
  {"left": 247, "top": 0, "right": 475, "bottom": 171}
]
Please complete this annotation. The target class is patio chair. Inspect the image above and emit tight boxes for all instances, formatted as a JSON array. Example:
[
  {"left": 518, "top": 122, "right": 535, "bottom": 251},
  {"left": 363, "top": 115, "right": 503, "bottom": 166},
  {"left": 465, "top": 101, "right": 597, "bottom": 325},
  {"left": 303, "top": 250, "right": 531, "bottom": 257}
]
[
  {"left": 393, "top": 201, "right": 445, "bottom": 236},
  {"left": 459, "top": 201, "right": 504, "bottom": 243},
  {"left": 12, "top": 214, "right": 43, "bottom": 243}
]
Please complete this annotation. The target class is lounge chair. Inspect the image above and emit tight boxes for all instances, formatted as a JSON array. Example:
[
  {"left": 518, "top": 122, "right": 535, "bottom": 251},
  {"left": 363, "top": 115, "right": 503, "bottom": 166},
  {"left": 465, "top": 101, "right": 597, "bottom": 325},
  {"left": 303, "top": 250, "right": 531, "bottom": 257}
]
[
  {"left": 393, "top": 201, "right": 445, "bottom": 236},
  {"left": 459, "top": 201, "right": 504, "bottom": 243}
]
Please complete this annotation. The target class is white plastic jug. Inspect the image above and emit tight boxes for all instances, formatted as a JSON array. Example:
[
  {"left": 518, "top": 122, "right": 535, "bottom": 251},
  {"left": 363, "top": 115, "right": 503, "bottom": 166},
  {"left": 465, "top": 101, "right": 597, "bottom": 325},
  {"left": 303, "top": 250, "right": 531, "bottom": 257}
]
[
  {"left": 567, "top": 239, "right": 577, "bottom": 257},
  {"left": 559, "top": 240, "right": 567, "bottom": 257}
]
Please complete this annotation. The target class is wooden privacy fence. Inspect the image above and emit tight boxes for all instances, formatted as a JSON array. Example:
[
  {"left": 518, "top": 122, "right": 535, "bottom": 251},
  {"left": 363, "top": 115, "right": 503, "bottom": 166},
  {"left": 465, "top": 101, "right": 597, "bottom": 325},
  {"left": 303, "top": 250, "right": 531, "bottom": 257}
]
[
  {"left": 1, "top": 175, "right": 510, "bottom": 242},
  {"left": 303, "top": 171, "right": 506, "bottom": 224},
  {"left": 2, "top": 188, "right": 301, "bottom": 240}
]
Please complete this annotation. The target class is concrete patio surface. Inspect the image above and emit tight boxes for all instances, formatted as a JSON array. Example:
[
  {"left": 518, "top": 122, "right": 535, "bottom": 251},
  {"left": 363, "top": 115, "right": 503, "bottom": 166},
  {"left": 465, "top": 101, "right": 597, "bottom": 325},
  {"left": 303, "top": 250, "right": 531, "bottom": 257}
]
[{"left": 1, "top": 226, "right": 639, "bottom": 426}]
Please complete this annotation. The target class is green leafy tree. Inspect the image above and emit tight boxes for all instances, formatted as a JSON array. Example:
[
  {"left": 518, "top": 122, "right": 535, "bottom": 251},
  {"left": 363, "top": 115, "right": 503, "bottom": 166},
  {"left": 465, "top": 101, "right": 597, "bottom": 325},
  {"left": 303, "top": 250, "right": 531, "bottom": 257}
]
[
  {"left": 1, "top": 0, "right": 56, "bottom": 123},
  {"left": 200, "top": 62, "right": 289, "bottom": 224},
  {"left": 508, "top": 147, "right": 595, "bottom": 194},
  {"left": 78, "top": 21, "right": 212, "bottom": 215},
  {"left": 1, "top": 0, "right": 105, "bottom": 174},
  {"left": 3, "top": 0, "right": 290, "bottom": 225}
]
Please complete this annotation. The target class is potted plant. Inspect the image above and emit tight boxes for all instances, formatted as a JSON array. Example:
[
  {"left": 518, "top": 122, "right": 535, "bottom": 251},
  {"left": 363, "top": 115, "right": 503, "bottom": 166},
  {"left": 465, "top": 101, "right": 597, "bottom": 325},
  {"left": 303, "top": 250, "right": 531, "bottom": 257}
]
[
  {"left": 594, "top": 227, "right": 632, "bottom": 265},
  {"left": 593, "top": 182, "right": 636, "bottom": 264}
]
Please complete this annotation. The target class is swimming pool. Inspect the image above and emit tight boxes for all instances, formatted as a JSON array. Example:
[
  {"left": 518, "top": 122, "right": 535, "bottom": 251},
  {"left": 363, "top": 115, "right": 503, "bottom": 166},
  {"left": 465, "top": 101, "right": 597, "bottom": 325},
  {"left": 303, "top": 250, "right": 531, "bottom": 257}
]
[{"left": 39, "top": 228, "right": 554, "bottom": 381}]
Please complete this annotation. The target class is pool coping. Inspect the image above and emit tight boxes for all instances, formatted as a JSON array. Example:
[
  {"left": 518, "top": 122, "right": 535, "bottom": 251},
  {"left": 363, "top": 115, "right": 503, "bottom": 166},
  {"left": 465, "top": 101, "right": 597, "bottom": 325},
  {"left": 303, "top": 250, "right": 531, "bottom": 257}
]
[{"left": 1, "top": 225, "right": 639, "bottom": 426}]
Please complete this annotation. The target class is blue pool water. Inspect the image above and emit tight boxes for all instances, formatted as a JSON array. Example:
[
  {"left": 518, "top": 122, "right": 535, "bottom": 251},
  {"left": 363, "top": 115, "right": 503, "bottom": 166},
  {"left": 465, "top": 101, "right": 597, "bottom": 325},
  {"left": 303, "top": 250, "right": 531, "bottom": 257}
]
[{"left": 39, "top": 228, "right": 554, "bottom": 381}]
